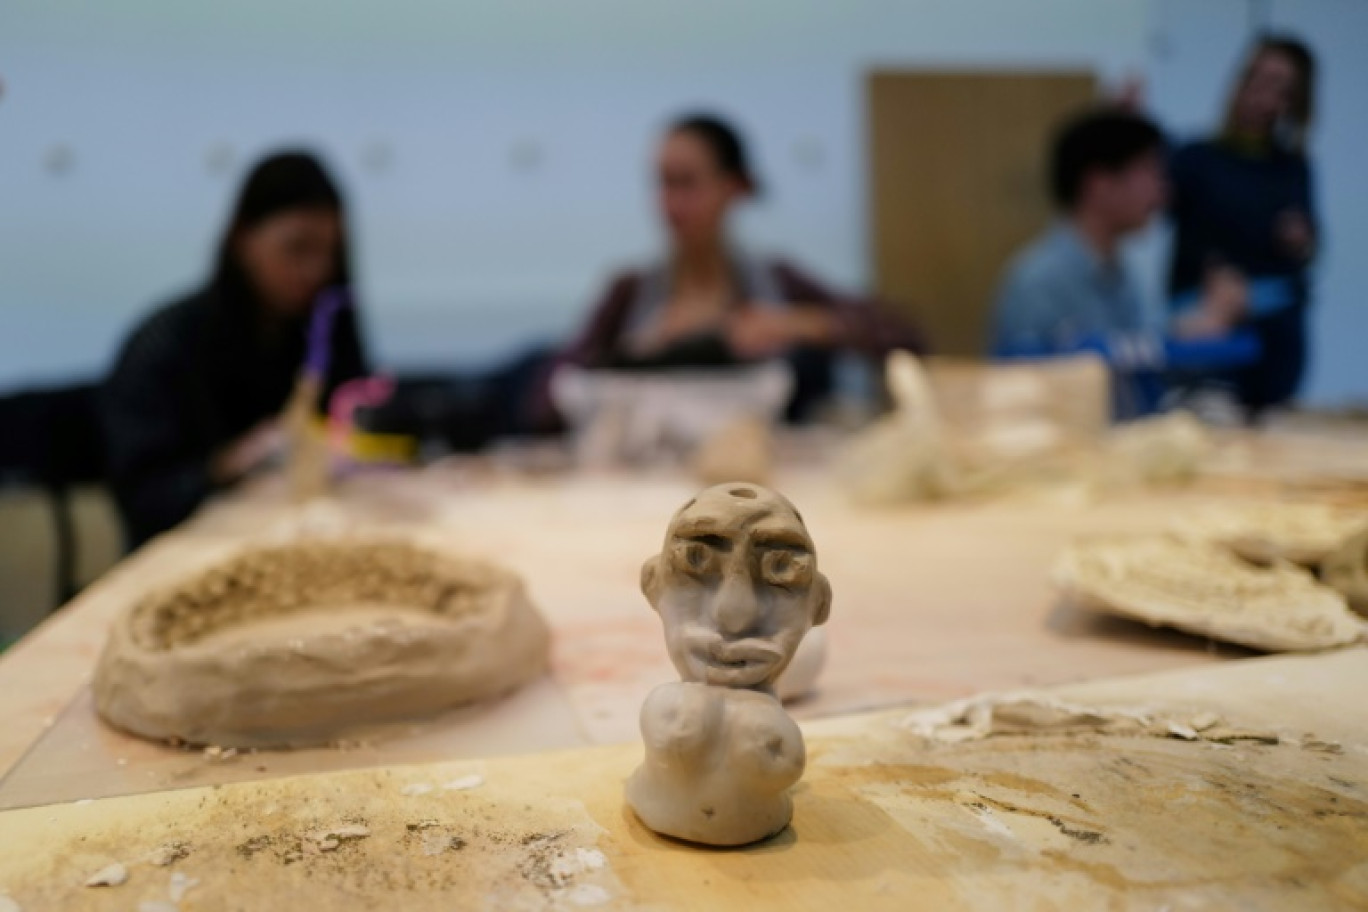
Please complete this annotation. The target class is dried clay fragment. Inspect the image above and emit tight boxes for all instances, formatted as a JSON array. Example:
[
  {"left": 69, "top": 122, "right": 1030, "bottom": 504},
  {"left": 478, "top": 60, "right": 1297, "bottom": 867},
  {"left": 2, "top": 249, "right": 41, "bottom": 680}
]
[
  {"left": 1054, "top": 534, "right": 1363, "bottom": 651},
  {"left": 84, "top": 863, "right": 128, "bottom": 888}
]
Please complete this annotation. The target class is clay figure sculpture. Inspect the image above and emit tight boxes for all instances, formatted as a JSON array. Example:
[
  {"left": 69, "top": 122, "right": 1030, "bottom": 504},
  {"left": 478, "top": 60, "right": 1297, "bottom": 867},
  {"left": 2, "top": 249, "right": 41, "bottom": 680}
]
[{"left": 625, "top": 483, "right": 831, "bottom": 846}]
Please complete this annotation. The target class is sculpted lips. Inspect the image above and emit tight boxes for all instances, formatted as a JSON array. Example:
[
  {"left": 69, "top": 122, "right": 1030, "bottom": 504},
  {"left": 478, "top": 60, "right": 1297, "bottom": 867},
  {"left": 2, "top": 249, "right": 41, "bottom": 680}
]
[
  {"left": 685, "top": 632, "right": 784, "bottom": 685},
  {"left": 710, "top": 639, "right": 783, "bottom": 666}
]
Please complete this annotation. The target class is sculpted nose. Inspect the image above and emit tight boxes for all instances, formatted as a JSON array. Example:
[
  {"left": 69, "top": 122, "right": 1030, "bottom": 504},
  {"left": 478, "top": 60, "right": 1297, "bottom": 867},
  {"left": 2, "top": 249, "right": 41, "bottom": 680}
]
[{"left": 714, "top": 567, "right": 762, "bottom": 637}]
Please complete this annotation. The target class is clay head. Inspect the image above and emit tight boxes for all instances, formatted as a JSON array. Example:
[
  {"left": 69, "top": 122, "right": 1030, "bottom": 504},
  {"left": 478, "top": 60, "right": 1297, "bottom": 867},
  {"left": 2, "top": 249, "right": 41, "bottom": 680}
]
[{"left": 641, "top": 483, "right": 831, "bottom": 692}]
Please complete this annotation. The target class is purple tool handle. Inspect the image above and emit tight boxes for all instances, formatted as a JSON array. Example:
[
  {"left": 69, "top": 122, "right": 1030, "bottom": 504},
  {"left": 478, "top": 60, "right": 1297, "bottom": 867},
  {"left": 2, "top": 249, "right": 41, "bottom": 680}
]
[{"left": 305, "top": 286, "right": 348, "bottom": 377}]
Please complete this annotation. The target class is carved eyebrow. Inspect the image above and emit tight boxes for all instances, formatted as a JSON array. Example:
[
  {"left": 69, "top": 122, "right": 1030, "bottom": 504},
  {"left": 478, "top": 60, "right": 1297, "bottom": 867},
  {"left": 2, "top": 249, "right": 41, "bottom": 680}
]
[
  {"left": 750, "top": 527, "right": 812, "bottom": 552},
  {"left": 684, "top": 533, "right": 733, "bottom": 553},
  {"left": 673, "top": 515, "right": 726, "bottom": 536},
  {"left": 671, "top": 517, "right": 738, "bottom": 550}
]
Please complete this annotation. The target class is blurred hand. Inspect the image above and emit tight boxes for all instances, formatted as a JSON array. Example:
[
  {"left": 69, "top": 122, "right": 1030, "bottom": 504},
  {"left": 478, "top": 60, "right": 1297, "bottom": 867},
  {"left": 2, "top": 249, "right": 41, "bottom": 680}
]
[
  {"left": 211, "top": 419, "right": 285, "bottom": 484},
  {"left": 1203, "top": 264, "right": 1249, "bottom": 325},
  {"left": 727, "top": 309, "right": 797, "bottom": 359},
  {"left": 1174, "top": 265, "right": 1248, "bottom": 339},
  {"left": 1275, "top": 209, "right": 1315, "bottom": 261},
  {"left": 726, "top": 307, "right": 836, "bottom": 359}
]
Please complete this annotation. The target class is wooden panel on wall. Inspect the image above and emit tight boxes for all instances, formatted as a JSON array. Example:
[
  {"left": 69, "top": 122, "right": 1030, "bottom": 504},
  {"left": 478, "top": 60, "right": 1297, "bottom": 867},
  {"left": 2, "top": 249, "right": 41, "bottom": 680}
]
[{"left": 869, "top": 70, "right": 1097, "bottom": 356}]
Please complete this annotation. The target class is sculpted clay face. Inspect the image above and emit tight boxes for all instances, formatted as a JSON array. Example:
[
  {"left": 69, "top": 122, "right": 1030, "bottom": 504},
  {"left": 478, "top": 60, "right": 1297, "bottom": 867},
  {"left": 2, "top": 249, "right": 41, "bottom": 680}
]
[
  {"left": 650, "top": 487, "right": 826, "bottom": 692},
  {"left": 628, "top": 484, "right": 831, "bottom": 846}
]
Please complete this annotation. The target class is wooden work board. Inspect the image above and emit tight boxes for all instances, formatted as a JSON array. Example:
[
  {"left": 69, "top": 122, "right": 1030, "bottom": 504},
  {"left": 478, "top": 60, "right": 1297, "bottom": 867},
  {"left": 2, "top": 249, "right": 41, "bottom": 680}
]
[{"left": 2, "top": 649, "right": 1365, "bottom": 910}]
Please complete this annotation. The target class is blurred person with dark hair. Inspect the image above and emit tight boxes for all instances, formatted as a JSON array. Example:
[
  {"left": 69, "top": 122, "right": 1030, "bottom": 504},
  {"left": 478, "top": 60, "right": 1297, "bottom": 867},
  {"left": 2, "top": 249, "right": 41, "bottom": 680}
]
[
  {"left": 992, "top": 108, "right": 1250, "bottom": 416},
  {"left": 1168, "top": 35, "right": 1318, "bottom": 416},
  {"left": 102, "top": 151, "right": 367, "bottom": 548},
  {"left": 543, "top": 112, "right": 925, "bottom": 423}
]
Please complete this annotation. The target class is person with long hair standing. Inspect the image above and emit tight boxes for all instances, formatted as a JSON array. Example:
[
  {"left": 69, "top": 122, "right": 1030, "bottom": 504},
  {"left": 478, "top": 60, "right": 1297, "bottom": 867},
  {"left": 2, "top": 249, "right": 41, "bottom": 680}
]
[
  {"left": 1168, "top": 36, "right": 1319, "bottom": 417},
  {"left": 102, "top": 151, "right": 368, "bottom": 547}
]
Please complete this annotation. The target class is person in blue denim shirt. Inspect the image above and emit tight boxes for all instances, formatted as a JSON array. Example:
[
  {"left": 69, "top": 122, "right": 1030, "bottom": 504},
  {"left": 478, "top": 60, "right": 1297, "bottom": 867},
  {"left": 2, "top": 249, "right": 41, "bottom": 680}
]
[{"left": 992, "top": 109, "right": 1250, "bottom": 417}]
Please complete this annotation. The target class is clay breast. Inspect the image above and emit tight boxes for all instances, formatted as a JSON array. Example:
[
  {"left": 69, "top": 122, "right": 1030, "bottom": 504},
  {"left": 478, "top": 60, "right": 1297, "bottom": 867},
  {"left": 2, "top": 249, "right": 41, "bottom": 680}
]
[
  {"left": 93, "top": 538, "right": 551, "bottom": 748},
  {"left": 628, "top": 683, "right": 803, "bottom": 845}
]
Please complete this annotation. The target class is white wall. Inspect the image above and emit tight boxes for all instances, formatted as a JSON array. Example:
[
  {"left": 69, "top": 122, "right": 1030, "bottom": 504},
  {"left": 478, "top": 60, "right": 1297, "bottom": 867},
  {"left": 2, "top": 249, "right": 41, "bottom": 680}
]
[{"left": 1, "top": 0, "right": 1146, "bottom": 383}]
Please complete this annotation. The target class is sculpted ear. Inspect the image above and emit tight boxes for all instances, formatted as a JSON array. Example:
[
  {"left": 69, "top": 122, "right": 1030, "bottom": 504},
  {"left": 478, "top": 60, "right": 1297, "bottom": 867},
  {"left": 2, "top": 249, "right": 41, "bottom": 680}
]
[
  {"left": 640, "top": 555, "right": 663, "bottom": 610},
  {"left": 810, "top": 572, "right": 832, "bottom": 628}
]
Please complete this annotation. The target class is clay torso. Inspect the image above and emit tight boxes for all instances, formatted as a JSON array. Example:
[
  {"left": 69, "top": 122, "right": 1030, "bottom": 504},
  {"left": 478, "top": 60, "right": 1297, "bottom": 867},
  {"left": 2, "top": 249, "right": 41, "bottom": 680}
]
[{"left": 626, "top": 682, "right": 804, "bottom": 845}]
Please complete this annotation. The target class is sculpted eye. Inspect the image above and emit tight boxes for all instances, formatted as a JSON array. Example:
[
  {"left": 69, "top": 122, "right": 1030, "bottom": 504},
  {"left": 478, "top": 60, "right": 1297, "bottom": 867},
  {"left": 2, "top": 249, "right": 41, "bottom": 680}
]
[
  {"left": 760, "top": 549, "right": 813, "bottom": 588},
  {"left": 673, "top": 539, "right": 719, "bottom": 577}
]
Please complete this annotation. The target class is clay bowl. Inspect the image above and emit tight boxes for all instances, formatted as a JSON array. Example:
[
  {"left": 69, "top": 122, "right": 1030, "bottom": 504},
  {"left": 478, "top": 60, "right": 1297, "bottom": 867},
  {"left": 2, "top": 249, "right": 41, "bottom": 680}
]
[{"left": 93, "top": 538, "right": 551, "bottom": 748}]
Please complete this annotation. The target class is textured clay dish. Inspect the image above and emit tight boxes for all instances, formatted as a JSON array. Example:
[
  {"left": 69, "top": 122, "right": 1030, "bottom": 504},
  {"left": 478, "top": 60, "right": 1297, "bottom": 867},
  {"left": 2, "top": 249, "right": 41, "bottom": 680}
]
[
  {"left": 1180, "top": 503, "right": 1368, "bottom": 566},
  {"left": 1053, "top": 534, "right": 1364, "bottom": 652},
  {"left": 94, "top": 538, "right": 551, "bottom": 748}
]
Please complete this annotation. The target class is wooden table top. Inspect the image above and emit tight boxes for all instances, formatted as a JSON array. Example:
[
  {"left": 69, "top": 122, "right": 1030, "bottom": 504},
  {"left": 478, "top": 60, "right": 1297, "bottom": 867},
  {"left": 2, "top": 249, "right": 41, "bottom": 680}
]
[
  {"left": 5, "top": 422, "right": 1366, "bottom": 810},
  {"left": 1, "top": 423, "right": 1366, "bottom": 907}
]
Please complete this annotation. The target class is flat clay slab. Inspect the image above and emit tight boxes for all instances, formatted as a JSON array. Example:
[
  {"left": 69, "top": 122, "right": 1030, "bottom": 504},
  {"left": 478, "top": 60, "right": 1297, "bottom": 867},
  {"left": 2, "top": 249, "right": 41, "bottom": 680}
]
[
  {"left": 1180, "top": 502, "right": 1368, "bottom": 566},
  {"left": 1053, "top": 534, "right": 1364, "bottom": 652}
]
